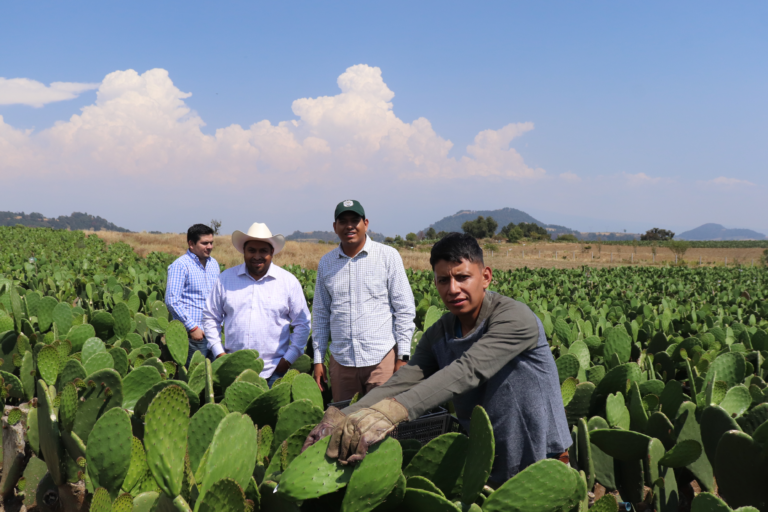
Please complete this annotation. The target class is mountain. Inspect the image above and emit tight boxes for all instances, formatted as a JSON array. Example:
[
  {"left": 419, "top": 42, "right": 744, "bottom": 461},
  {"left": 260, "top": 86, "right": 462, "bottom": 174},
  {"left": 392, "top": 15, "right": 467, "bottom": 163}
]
[
  {"left": 285, "top": 230, "right": 386, "bottom": 243},
  {"left": 0, "top": 211, "right": 131, "bottom": 232},
  {"left": 424, "top": 208, "right": 580, "bottom": 238},
  {"left": 677, "top": 223, "right": 767, "bottom": 241}
]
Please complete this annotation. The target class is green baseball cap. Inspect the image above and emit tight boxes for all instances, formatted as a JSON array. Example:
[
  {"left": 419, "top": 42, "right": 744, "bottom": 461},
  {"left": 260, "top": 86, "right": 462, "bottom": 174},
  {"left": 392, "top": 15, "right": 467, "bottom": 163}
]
[{"left": 334, "top": 199, "right": 366, "bottom": 220}]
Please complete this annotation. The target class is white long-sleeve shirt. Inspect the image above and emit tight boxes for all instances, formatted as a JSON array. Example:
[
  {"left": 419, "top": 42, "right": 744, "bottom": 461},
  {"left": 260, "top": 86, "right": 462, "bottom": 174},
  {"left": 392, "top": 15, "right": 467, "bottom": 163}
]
[
  {"left": 202, "top": 262, "right": 311, "bottom": 377},
  {"left": 312, "top": 236, "right": 416, "bottom": 367}
]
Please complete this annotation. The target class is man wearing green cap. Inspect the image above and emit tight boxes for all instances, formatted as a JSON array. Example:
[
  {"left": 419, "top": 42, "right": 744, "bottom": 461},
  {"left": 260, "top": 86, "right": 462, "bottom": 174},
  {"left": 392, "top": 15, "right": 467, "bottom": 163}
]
[{"left": 311, "top": 200, "right": 416, "bottom": 402}]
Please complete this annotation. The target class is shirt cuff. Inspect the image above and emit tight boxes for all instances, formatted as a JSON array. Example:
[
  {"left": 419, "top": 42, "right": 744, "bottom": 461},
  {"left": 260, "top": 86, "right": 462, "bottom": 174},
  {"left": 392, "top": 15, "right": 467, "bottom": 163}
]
[
  {"left": 209, "top": 341, "right": 225, "bottom": 357},
  {"left": 313, "top": 345, "right": 327, "bottom": 365},
  {"left": 282, "top": 347, "right": 301, "bottom": 365},
  {"left": 397, "top": 340, "right": 412, "bottom": 358},
  {"left": 183, "top": 319, "right": 197, "bottom": 331}
]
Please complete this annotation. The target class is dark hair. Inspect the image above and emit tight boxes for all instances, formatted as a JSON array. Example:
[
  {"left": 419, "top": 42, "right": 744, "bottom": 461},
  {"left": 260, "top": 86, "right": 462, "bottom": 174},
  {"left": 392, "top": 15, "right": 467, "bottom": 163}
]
[
  {"left": 429, "top": 232, "right": 484, "bottom": 268},
  {"left": 187, "top": 224, "right": 215, "bottom": 244}
]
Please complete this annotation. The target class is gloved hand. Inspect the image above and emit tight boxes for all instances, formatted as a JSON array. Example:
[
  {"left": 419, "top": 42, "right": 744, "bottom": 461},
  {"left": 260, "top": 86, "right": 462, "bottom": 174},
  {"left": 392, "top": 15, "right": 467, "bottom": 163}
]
[
  {"left": 301, "top": 406, "right": 346, "bottom": 453},
  {"left": 329, "top": 399, "right": 409, "bottom": 465}
]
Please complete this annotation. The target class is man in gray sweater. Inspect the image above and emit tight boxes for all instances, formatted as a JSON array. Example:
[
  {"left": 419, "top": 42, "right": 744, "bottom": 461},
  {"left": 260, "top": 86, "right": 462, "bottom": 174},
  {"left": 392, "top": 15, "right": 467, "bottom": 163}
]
[{"left": 303, "top": 232, "right": 571, "bottom": 484}]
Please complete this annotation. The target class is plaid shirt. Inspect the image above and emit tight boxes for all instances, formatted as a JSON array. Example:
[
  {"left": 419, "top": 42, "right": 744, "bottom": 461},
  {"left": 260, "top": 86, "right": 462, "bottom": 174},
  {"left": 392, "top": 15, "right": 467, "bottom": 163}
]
[
  {"left": 202, "top": 262, "right": 311, "bottom": 377},
  {"left": 165, "top": 250, "right": 221, "bottom": 332},
  {"left": 312, "top": 236, "right": 416, "bottom": 367}
]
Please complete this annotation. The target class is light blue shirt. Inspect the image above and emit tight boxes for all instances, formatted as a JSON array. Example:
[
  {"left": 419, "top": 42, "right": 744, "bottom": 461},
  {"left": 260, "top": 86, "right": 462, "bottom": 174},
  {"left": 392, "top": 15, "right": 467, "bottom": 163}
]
[{"left": 165, "top": 250, "right": 220, "bottom": 332}]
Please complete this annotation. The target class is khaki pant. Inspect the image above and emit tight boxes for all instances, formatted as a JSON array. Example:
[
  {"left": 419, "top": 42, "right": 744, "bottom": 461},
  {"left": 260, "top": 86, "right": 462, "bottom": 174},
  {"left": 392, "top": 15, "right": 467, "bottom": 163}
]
[{"left": 329, "top": 349, "right": 396, "bottom": 403}]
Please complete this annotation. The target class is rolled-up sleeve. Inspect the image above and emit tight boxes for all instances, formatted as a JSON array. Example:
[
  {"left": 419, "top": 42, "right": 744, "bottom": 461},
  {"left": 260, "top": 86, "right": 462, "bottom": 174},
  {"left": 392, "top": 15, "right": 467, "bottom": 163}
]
[
  {"left": 166, "top": 263, "right": 195, "bottom": 331},
  {"left": 386, "top": 251, "right": 416, "bottom": 358},
  {"left": 202, "top": 278, "right": 226, "bottom": 357},
  {"left": 284, "top": 279, "right": 311, "bottom": 364},
  {"left": 311, "top": 262, "right": 332, "bottom": 364}
]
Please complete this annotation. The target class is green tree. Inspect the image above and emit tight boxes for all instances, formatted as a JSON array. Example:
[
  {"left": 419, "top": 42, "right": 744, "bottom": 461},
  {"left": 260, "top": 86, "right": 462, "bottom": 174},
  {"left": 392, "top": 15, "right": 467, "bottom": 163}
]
[
  {"left": 425, "top": 227, "right": 437, "bottom": 240},
  {"left": 556, "top": 234, "right": 579, "bottom": 242},
  {"left": 641, "top": 228, "right": 675, "bottom": 241},
  {"left": 667, "top": 240, "right": 691, "bottom": 260},
  {"left": 406, "top": 232, "right": 418, "bottom": 242},
  {"left": 462, "top": 216, "right": 498, "bottom": 238}
]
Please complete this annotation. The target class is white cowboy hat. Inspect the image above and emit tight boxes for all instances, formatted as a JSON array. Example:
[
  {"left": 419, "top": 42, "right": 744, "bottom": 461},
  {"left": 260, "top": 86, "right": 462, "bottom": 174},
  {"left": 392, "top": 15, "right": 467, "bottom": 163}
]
[{"left": 231, "top": 223, "right": 286, "bottom": 255}]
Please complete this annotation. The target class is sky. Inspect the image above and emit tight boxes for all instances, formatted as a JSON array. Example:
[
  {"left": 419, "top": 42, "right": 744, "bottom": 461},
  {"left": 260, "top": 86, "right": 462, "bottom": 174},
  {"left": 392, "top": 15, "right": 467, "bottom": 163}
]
[{"left": 1, "top": 1, "right": 766, "bottom": 237}]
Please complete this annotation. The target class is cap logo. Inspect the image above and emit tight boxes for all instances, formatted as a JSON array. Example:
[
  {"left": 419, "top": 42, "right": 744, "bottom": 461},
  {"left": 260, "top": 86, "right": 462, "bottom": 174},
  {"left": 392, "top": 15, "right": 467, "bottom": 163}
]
[{"left": 343, "top": 200, "right": 354, "bottom": 207}]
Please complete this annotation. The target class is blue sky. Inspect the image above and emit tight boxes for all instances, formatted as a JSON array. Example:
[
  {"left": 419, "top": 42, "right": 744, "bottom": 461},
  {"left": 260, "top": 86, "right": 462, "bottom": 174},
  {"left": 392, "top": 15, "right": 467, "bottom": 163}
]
[{"left": 1, "top": 1, "right": 766, "bottom": 236}]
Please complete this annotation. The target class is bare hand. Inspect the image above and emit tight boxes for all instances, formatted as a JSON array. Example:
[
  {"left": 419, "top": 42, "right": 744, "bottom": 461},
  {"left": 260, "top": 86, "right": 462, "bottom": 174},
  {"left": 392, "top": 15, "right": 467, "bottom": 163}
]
[
  {"left": 313, "top": 363, "right": 327, "bottom": 391},
  {"left": 189, "top": 328, "right": 204, "bottom": 341},
  {"left": 275, "top": 358, "right": 291, "bottom": 375},
  {"left": 394, "top": 360, "right": 407, "bottom": 372}
]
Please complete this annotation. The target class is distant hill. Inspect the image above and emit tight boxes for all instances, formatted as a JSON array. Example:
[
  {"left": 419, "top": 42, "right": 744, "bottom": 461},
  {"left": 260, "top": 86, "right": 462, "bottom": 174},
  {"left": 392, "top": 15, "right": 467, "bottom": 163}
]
[
  {"left": 285, "top": 230, "right": 386, "bottom": 243},
  {"left": 677, "top": 223, "right": 766, "bottom": 241},
  {"left": 424, "top": 208, "right": 580, "bottom": 238},
  {"left": 0, "top": 211, "right": 131, "bottom": 232}
]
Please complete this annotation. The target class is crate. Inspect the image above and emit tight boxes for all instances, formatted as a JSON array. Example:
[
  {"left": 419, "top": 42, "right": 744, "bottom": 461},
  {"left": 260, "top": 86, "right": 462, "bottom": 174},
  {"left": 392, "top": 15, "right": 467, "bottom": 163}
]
[{"left": 327, "top": 400, "right": 462, "bottom": 445}]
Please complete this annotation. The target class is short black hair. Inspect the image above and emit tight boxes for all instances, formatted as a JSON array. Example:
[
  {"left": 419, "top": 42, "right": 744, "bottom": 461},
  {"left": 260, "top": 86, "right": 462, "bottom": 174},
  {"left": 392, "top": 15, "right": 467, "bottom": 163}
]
[
  {"left": 187, "top": 224, "right": 214, "bottom": 244},
  {"left": 429, "top": 232, "right": 484, "bottom": 269}
]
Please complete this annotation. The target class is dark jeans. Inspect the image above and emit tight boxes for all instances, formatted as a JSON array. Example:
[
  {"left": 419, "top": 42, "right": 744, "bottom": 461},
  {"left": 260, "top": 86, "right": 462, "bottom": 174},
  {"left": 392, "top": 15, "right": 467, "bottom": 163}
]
[
  {"left": 266, "top": 370, "right": 285, "bottom": 389},
  {"left": 186, "top": 337, "right": 213, "bottom": 368}
]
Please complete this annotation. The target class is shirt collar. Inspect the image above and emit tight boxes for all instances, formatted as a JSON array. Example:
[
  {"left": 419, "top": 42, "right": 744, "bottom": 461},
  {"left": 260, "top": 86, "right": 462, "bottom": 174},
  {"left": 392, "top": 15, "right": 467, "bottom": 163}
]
[
  {"left": 187, "top": 249, "right": 205, "bottom": 266},
  {"left": 337, "top": 234, "right": 372, "bottom": 259},
  {"left": 236, "top": 262, "right": 277, "bottom": 281}
]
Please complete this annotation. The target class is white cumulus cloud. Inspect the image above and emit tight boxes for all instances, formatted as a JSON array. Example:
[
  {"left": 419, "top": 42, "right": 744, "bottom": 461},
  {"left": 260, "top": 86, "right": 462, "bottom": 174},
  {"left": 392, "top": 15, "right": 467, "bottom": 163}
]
[
  {"left": 0, "top": 65, "right": 543, "bottom": 186},
  {"left": 0, "top": 78, "right": 100, "bottom": 107}
]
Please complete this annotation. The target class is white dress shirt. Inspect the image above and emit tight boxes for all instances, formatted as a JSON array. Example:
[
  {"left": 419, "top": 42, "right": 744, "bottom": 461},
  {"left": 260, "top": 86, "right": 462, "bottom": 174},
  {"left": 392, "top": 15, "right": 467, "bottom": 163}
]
[{"left": 202, "top": 262, "right": 311, "bottom": 377}]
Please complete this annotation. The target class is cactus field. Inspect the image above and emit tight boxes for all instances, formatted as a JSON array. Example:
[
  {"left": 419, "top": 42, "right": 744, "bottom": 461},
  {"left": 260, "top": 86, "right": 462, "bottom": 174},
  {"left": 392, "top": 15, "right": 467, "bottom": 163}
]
[{"left": 1, "top": 225, "right": 768, "bottom": 511}]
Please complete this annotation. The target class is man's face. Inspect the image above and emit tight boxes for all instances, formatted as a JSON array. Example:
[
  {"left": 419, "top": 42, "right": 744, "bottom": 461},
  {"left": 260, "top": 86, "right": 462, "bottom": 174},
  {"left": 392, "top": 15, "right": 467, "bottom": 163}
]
[
  {"left": 189, "top": 234, "right": 214, "bottom": 259},
  {"left": 243, "top": 240, "right": 273, "bottom": 277},
  {"left": 333, "top": 212, "right": 369, "bottom": 246},
  {"left": 433, "top": 259, "right": 492, "bottom": 317}
]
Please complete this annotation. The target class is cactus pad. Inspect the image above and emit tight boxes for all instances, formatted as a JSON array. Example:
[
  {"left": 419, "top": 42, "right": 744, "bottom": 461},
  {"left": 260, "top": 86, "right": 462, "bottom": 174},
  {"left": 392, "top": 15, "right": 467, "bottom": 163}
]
[
  {"left": 188, "top": 403, "right": 229, "bottom": 474},
  {"left": 0, "top": 370, "right": 24, "bottom": 399},
  {"left": 603, "top": 326, "right": 631, "bottom": 365},
  {"left": 401, "top": 488, "right": 459, "bottom": 511},
  {"left": 90, "top": 487, "right": 113, "bottom": 512},
  {"left": 135, "top": 380, "right": 200, "bottom": 418},
  {"left": 595, "top": 363, "right": 642, "bottom": 397},
  {"left": 590, "top": 495, "right": 619, "bottom": 512},
  {"left": 606, "top": 392, "right": 631, "bottom": 430},
  {"left": 482, "top": 459, "right": 580, "bottom": 512},
  {"left": 407, "top": 475, "right": 444, "bottom": 496},
  {"left": 700, "top": 405, "right": 741, "bottom": 466},
  {"left": 589, "top": 429, "right": 651, "bottom": 461},
  {"left": 164, "top": 320, "right": 189, "bottom": 367},
  {"left": 224, "top": 381, "right": 265, "bottom": 414},
  {"left": 674, "top": 401, "right": 714, "bottom": 490},
  {"left": 710, "top": 352, "right": 746, "bottom": 389},
  {"left": 291, "top": 373, "right": 323, "bottom": 409},
  {"left": 72, "top": 369, "right": 123, "bottom": 444},
  {"left": 245, "top": 380, "right": 292, "bottom": 429},
  {"left": 87, "top": 407, "right": 132, "bottom": 498},
  {"left": 234, "top": 369, "right": 269, "bottom": 389},
  {"left": 403, "top": 432, "right": 468, "bottom": 498},
  {"left": 144, "top": 385, "right": 190, "bottom": 499},
  {"left": 121, "top": 365, "right": 162, "bottom": 411},
  {"left": 658, "top": 439, "right": 702, "bottom": 468},
  {"left": 37, "top": 345, "right": 60, "bottom": 386},
  {"left": 198, "top": 413, "right": 258, "bottom": 506},
  {"left": 37, "top": 380, "right": 66, "bottom": 486},
  {"left": 58, "top": 381, "right": 79, "bottom": 432},
  {"left": 108, "top": 347, "right": 130, "bottom": 377},
  {"left": 84, "top": 351, "right": 115, "bottom": 376},
  {"left": 341, "top": 437, "right": 402, "bottom": 512},
  {"left": 461, "top": 406, "right": 494, "bottom": 505},
  {"left": 555, "top": 354, "right": 580, "bottom": 384},
  {"left": 58, "top": 358, "right": 87, "bottom": 388},
  {"left": 122, "top": 437, "right": 148, "bottom": 494},
  {"left": 197, "top": 478, "right": 247, "bottom": 512},
  {"left": 272, "top": 399, "right": 323, "bottom": 453},
  {"left": 215, "top": 350, "right": 263, "bottom": 390},
  {"left": 714, "top": 430, "right": 766, "bottom": 510},
  {"left": 719, "top": 385, "right": 751, "bottom": 417},
  {"left": 82, "top": 337, "right": 107, "bottom": 363},
  {"left": 277, "top": 436, "right": 354, "bottom": 501},
  {"left": 689, "top": 492, "right": 732, "bottom": 512}
]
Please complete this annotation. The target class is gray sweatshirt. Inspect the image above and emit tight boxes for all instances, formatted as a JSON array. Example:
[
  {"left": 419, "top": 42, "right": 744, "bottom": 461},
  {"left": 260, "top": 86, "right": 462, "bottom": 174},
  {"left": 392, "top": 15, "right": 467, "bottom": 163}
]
[{"left": 343, "top": 291, "right": 572, "bottom": 481}]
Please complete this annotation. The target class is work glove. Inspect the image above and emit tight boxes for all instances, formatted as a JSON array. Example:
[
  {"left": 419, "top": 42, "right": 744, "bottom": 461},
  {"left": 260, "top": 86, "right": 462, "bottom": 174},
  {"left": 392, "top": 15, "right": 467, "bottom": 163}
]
[
  {"left": 301, "top": 406, "right": 346, "bottom": 454},
  {"left": 330, "top": 399, "right": 409, "bottom": 465}
]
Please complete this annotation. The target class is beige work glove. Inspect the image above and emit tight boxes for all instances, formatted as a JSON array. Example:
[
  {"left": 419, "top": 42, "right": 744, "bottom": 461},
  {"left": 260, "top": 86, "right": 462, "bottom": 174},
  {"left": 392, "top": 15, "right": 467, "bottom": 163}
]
[
  {"left": 301, "top": 406, "right": 346, "bottom": 454},
  {"left": 331, "top": 399, "right": 409, "bottom": 465}
]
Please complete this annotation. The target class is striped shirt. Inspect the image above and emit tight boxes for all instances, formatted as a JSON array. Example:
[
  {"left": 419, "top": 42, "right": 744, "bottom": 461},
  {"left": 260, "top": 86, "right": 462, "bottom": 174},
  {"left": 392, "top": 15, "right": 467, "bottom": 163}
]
[
  {"left": 202, "top": 262, "right": 311, "bottom": 377},
  {"left": 165, "top": 250, "right": 221, "bottom": 332},
  {"left": 312, "top": 236, "right": 416, "bottom": 367}
]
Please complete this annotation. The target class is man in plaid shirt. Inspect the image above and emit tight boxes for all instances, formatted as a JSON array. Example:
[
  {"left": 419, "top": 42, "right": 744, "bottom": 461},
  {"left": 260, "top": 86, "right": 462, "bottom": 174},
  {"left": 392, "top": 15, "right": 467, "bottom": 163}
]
[
  {"left": 166, "top": 224, "right": 220, "bottom": 365},
  {"left": 312, "top": 200, "right": 416, "bottom": 402}
]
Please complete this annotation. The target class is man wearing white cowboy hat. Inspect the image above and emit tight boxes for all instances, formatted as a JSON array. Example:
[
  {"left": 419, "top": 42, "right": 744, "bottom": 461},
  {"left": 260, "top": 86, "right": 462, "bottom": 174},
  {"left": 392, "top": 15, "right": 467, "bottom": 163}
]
[{"left": 202, "top": 222, "right": 311, "bottom": 387}]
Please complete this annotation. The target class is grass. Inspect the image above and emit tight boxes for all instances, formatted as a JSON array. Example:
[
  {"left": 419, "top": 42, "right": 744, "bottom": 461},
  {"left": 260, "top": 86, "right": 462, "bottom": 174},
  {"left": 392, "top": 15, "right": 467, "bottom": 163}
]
[{"left": 90, "top": 231, "right": 768, "bottom": 271}]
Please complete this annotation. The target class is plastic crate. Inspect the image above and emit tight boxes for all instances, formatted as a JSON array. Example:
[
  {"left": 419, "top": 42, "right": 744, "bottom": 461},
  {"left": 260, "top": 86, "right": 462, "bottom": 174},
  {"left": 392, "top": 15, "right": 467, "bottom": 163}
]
[{"left": 327, "top": 400, "right": 462, "bottom": 445}]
